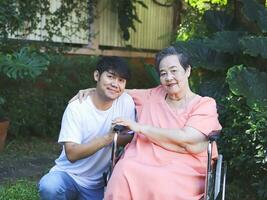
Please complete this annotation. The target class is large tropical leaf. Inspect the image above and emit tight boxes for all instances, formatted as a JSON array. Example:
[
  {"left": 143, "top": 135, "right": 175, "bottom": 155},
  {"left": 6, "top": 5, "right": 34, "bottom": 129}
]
[
  {"left": 0, "top": 47, "right": 49, "bottom": 79},
  {"left": 204, "top": 10, "right": 233, "bottom": 32},
  {"left": 204, "top": 31, "right": 245, "bottom": 54},
  {"left": 242, "top": 0, "right": 267, "bottom": 33},
  {"left": 174, "top": 40, "right": 230, "bottom": 71},
  {"left": 240, "top": 36, "right": 267, "bottom": 58},
  {"left": 195, "top": 72, "right": 227, "bottom": 100},
  {"left": 226, "top": 65, "right": 267, "bottom": 110}
]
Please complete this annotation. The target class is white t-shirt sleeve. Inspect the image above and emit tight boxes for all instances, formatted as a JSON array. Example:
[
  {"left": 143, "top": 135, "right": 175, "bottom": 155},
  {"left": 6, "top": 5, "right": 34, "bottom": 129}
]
[
  {"left": 58, "top": 103, "right": 82, "bottom": 144},
  {"left": 122, "top": 93, "right": 136, "bottom": 121}
]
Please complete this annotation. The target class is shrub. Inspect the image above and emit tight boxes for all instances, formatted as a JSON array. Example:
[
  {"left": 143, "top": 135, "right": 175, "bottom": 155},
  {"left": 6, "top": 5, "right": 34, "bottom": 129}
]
[{"left": 2, "top": 54, "right": 98, "bottom": 137}]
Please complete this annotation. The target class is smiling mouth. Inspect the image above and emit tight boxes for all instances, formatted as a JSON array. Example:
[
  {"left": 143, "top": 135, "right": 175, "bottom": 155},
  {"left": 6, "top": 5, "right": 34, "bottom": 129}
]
[
  {"left": 107, "top": 88, "right": 119, "bottom": 93},
  {"left": 167, "top": 83, "right": 177, "bottom": 87}
]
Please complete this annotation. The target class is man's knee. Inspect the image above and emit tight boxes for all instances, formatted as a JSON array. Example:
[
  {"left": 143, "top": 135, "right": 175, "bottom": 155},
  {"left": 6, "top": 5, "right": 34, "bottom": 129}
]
[{"left": 38, "top": 171, "right": 76, "bottom": 200}]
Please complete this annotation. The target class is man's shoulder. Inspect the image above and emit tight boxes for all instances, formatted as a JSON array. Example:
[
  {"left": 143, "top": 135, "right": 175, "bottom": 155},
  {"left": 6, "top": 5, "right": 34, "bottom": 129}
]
[
  {"left": 66, "top": 98, "right": 91, "bottom": 112},
  {"left": 116, "top": 92, "right": 135, "bottom": 109},
  {"left": 117, "top": 92, "right": 134, "bottom": 102}
]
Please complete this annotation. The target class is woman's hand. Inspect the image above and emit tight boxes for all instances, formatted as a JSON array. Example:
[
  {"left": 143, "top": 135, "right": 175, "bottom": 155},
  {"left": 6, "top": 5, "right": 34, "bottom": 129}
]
[
  {"left": 113, "top": 118, "right": 143, "bottom": 133},
  {"left": 69, "top": 88, "right": 96, "bottom": 103}
]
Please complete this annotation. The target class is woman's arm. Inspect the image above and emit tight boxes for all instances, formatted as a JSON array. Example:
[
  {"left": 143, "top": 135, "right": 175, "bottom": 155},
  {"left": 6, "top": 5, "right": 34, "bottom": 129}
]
[
  {"left": 113, "top": 118, "right": 208, "bottom": 154},
  {"left": 69, "top": 88, "right": 152, "bottom": 103}
]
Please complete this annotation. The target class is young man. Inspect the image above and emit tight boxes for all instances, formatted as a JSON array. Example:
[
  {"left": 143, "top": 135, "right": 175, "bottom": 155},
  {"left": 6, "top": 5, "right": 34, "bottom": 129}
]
[{"left": 38, "top": 57, "right": 135, "bottom": 200}]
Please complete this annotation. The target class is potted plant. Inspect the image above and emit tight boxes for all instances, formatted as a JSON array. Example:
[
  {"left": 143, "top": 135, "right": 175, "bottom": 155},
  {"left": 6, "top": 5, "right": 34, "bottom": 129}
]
[
  {"left": 0, "top": 97, "right": 9, "bottom": 151},
  {"left": 0, "top": 47, "right": 49, "bottom": 151}
]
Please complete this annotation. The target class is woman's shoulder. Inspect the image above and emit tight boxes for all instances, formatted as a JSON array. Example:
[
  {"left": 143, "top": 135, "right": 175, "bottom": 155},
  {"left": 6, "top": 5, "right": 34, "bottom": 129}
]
[{"left": 190, "top": 95, "right": 218, "bottom": 112}]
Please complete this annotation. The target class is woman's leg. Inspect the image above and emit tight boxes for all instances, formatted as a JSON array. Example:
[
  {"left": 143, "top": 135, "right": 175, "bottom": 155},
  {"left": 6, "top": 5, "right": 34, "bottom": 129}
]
[
  {"left": 38, "top": 171, "right": 79, "bottom": 200},
  {"left": 104, "top": 160, "right": 132, "bottom": 200}
]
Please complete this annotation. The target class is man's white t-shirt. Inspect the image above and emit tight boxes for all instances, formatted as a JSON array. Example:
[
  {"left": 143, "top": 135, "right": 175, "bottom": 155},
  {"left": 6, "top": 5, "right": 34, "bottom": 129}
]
[{"left": 50, "top": 92, "right": 135, "bottom": 189}]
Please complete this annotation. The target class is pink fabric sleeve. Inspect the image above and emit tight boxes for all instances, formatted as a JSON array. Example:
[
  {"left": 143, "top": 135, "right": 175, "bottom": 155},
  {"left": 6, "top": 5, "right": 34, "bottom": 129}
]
[{"left": 186, "top": 97, "right": 222, "bottom": 136}]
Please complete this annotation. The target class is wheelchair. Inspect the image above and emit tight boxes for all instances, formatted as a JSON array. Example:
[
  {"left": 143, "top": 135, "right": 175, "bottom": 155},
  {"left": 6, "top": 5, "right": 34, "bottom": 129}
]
[
  {"left": 204, "top": 132, "right": 227, "bottom": 200},
  {"left": 103, "top": 125, "right": 227, "bottom": 200}
]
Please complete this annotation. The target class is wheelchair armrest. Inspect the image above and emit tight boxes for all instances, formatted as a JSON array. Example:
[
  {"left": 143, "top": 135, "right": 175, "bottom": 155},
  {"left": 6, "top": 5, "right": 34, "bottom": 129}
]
[{"left": 208, "top": 131, "right": 221, "bottom": 142}]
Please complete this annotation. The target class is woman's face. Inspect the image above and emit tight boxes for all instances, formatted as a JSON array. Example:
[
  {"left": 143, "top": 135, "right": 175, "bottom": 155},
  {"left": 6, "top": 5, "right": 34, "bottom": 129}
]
[{"left": 159, "top": 55, "right": 190, "bottom": 96}]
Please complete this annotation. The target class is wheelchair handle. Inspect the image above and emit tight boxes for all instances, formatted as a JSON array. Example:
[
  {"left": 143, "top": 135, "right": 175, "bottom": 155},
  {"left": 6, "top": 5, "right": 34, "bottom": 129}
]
[
  {"left": 113, "top": 125, "right": 128, "bottom": 133},
  {"left": 208, "top": 131, "right": 221, "bottom": 142}
]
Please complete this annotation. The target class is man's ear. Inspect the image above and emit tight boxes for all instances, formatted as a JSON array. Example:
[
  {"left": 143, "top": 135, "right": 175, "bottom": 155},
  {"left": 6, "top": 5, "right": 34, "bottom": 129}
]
[{"left": 94, "top": 70, "right": 100, "bottom": 82}]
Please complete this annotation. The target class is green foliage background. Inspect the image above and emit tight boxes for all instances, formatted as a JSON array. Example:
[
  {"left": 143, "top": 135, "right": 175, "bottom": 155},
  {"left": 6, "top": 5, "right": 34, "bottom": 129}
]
[
  {"left": 0, "top": 0, "right": 267, "bottom": 199},
  {"left": 175, "top": 0, "right": 267, "bottom": 199}
]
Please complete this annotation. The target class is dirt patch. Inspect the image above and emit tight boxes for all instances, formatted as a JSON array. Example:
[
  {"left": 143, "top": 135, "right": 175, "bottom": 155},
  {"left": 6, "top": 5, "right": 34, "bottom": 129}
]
[
  {"left": 0, "top": 137, "right": 61, "bottom": 184},
  {"left": 0, "top": 155, "right": 56, "bottom": 184}
]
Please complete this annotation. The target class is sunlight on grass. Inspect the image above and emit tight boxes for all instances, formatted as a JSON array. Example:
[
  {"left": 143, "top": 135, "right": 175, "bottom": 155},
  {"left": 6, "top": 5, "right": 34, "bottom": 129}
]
[{"left": 0, "top": 179, "right": 39, "bottom": 200}]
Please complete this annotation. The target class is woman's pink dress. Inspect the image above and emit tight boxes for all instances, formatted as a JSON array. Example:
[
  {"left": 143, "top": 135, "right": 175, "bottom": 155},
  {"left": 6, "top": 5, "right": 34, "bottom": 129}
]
[{"left": 105, "top": 86, "right": 222, "bottom": 200}]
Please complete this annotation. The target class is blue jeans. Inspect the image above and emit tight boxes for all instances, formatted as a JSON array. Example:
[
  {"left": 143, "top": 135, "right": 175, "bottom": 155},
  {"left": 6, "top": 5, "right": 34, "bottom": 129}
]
[{"left": 38, "top": 171, "right": 104, "bottom": 200}]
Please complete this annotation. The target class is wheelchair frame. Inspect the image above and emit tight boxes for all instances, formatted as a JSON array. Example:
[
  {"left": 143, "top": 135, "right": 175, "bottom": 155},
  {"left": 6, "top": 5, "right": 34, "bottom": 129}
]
[
  {"left": 103, "top": 125, "right": 127, "bottom": 187},
  {"left": 104, "top": 126, "right": 227, "bottom": 200},
  {"left": 204, "top": 132, "right": 227, "bottom": 200}
]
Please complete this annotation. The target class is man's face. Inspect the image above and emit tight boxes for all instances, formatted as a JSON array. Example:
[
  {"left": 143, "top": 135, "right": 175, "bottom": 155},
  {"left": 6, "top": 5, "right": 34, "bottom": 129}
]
[{"left": 95, "top": 70, "right": 127, "bottom": 101}]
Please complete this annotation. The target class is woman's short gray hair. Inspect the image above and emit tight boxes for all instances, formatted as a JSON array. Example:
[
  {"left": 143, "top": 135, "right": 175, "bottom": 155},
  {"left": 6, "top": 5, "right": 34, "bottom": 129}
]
[{"left": 155, "top": 46, "right": 191, "bottom": 74}]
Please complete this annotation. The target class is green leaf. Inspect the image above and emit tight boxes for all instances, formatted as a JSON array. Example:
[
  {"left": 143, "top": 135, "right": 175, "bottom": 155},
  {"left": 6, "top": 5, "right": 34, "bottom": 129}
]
[
  {"left": 136, "top": 1, "right": 148, "bottom": 8},
  {"left": 226, "top": 65, "right": 267, "bottom": 111},
  {"left": 242, "top": 0, "right": 267, "bottom": 33},
  {"left": 174, "top": 40, "right": 230, "bottom": 71},
  {"left": 205, "top": 31, "right": 245, "bottom": 54},
  {"left": 240, "top": 36, "right": 267, "bottom": 58},
  {"left": 0, "top": 47, "right": 49, "bottom": 80},
  {"left": 194, "top": 72, "right": 227, "bottom": 100},
  {"left": 204, "top": 10, "right": 233, "bottom": 32}
]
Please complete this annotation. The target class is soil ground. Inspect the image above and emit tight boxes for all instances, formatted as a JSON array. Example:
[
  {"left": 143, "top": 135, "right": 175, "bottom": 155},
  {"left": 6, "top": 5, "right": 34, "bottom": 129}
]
[{"left": 0, "top": 136, "right": 61, "bottom": 185}]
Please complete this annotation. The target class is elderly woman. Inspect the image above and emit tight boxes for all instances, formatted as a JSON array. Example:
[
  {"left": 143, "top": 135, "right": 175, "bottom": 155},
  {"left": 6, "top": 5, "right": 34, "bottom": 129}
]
[{"left": 74, "top": 46, "right": 221, "bottom": 200}]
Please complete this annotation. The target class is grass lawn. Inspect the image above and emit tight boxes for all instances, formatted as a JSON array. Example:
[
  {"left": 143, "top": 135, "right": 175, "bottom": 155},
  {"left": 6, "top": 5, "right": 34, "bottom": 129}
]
[{"left": 0, "top": 136, "right": 61, "bottom": 199}]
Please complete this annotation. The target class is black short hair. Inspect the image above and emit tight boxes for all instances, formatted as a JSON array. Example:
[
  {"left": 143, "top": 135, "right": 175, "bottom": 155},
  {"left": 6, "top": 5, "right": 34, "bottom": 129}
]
[
  {"left": 155, "top": 46, "right": 191, "bottom": 74},
  {"left": 96, "top": 56, "right": 131, "bottom": 80}
]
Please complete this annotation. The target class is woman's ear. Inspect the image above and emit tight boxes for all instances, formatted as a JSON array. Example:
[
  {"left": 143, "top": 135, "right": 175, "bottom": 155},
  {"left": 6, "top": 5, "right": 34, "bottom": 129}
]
[
  {"left": 94, "top": 70, "right": 100, "bottom": 81},
  {"left": 186, "top": 66, "right": 191, "bottom": 78}
]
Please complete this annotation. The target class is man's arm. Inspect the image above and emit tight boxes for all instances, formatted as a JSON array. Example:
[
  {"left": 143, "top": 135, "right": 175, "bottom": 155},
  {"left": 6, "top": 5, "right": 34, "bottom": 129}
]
[{"left": 64, "top": 132, "right": 114, "bottom": 163}]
